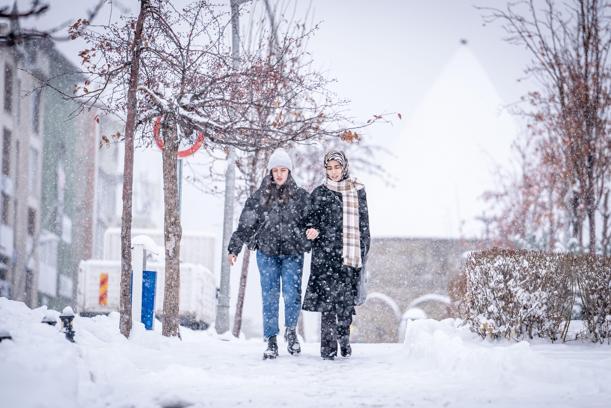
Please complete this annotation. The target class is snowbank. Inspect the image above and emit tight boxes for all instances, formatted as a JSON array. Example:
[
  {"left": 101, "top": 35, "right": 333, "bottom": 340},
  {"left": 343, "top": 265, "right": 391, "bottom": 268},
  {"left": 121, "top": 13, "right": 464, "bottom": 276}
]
[
  {"left": 0, "top": 299, "right": 80, "bottom": 408},
  {"left": 403, "top": 318, "right": 609, "bottom": 404},
  {"left": 1, "top": 298, "right": 610, "bottom": 408}
]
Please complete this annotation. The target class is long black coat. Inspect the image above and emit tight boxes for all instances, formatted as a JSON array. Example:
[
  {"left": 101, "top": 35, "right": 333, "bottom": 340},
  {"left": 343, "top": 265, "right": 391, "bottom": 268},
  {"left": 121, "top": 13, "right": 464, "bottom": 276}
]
[
  {"left": 302, "top": 184, "right": 370, "bottom": 313},
  {"left": 228, "top": 176, "right": 310, "bottom": 257}
]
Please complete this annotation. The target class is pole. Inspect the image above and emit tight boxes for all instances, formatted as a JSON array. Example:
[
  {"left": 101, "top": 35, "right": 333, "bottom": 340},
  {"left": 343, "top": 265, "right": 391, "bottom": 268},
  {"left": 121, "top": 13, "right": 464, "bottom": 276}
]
[
  {"left": 216, "top": 0, "right": 249, "bottom": 335},
  {"left": 131, "top": 243, "right": 145, "bottom": 327},
  {"left": 215, "top": 152, "right": 236, "bottom": 334}
]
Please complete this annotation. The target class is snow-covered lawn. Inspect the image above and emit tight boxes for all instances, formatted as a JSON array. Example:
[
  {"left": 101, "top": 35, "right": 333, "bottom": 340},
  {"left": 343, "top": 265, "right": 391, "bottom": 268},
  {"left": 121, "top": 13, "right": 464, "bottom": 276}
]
[{"left": 1, "top": 297, "right": 609, "bottom": 408}]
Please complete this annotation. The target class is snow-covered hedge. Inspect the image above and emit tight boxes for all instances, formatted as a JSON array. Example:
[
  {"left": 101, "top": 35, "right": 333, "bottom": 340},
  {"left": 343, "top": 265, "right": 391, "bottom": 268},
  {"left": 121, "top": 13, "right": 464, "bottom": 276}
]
[
  {"left": 572, "top": 255, "right": 611, "bottom": 342},
  {"left": 462, "top": 249, "right": 610, "bottom": 343}
]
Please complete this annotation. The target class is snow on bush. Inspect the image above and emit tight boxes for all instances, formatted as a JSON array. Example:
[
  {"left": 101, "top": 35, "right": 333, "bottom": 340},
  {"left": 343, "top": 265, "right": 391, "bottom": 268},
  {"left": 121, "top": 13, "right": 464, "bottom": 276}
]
[
  {"left": 463, "top": 249, "right": 572, "bottom": 341},
  {"left": 462, "top": 249, "right": 610, "bottom": 343},
  {"left": 571, "top": 255, "right": 611, "bottom": 343}
]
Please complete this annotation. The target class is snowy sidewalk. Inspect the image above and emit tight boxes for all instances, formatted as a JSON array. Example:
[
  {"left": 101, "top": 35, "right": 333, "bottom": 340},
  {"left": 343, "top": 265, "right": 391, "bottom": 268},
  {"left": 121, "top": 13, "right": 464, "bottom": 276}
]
[{"left": 1, "top": 298, "right": 610, "bottom": 408}]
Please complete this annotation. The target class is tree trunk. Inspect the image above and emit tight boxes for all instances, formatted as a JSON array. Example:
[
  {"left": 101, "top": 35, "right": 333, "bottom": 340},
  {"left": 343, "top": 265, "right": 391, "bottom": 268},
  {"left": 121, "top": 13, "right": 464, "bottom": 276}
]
[
  {"left": 587, "top": 199, "right": 596, "bottom": 255},
  {"left": 119, "top": 0, "right": 148, "bottom": 338},
  {"left": 232, "top": 248, "right": 250, "bottom": 337},
  {"left": 602, "top": 190, "right": 609, "bottom": 257},
  {"left": 587, "top": 159, "right": 597, "bottom": 255},
  {"left": 161, "top": 125, "right": 182, "bottom": 337},
  {"left": 231, "top": 165, "right": 259, "bottom": 338},
  {"left": 548, "top": 188, "right": 555, "bottom": 251}
]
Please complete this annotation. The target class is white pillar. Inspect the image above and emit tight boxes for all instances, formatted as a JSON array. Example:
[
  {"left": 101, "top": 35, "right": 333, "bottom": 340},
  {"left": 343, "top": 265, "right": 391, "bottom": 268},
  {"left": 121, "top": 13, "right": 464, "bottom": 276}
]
[{"left": 131, "top": 243, "right": 145, "bottom": 327}]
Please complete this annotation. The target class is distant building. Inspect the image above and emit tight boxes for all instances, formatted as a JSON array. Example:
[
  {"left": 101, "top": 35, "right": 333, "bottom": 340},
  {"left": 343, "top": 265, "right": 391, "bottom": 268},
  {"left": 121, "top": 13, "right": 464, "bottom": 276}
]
[
  {"left": 0, "top": 14, "right": 122, "bottom": 308},
  {"left": 38, "top": 43, "right": 122, "bottom": 309},
  {"left": 0, "top": 28, "right": 47, "bottom": 305},
  {"left": 351, "top": 237, "right": 485, "bottom": 343}
]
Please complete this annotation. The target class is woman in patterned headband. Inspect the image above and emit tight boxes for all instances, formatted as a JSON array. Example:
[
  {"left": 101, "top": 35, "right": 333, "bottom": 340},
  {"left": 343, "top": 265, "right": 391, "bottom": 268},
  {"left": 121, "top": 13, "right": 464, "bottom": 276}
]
[{"left": 302, "top": 150, "right": 370, "bottom": 360}]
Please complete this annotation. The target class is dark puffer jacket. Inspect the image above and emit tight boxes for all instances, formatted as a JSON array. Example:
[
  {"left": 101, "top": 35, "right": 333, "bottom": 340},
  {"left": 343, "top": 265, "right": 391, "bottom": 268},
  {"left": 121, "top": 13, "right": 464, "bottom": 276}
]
[
  {"left": 228, "top": 175, "right": 310, "bottom": 256},
  {"left": 302, "top": 184, "right": 370, "bottom": 313}
]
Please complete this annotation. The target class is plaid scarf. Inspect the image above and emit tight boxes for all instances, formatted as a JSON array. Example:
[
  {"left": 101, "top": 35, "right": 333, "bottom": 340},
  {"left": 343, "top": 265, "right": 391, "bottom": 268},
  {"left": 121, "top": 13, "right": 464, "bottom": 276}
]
[{"left": 325, "top": 178, "right": 364, "bottom": 268}]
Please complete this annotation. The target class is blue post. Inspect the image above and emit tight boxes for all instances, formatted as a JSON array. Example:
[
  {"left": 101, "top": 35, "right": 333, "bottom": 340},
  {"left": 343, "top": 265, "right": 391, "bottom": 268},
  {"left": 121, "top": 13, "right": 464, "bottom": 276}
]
[{"left": 141, "top": 270, "right": 157, "bottom": 330}]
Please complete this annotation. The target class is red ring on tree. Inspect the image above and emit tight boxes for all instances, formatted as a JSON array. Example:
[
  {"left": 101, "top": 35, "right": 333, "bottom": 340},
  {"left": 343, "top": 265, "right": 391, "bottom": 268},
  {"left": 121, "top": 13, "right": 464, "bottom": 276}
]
[{"left": 153, "top": 116, "right": 204, "bottom": 158}]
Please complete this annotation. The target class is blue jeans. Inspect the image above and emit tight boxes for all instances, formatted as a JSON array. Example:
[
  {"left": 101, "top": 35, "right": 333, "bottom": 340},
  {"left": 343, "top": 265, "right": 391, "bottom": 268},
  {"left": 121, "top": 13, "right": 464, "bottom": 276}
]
[{"left": 256, "top": 251, "right": 304, "bottom": 338}]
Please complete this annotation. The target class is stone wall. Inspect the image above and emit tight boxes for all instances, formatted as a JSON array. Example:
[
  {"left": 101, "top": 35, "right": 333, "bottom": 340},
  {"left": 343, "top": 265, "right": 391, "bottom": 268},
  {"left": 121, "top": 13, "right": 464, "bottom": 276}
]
[{"left": 351, "top": 237, "right": 484, "bottom": 343}]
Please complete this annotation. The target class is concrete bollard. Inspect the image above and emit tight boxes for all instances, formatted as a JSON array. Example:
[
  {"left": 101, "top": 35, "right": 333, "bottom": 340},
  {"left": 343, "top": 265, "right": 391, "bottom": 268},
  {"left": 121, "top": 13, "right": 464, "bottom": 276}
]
[{"left": 60, "top": 307, "right": 76, "bottom": 343}]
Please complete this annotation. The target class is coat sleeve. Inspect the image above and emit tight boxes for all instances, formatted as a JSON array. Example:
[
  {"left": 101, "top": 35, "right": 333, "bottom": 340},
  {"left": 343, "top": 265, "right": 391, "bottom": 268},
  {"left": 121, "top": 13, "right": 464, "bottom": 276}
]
[
  {"left": 297, "top": 188, "right": 313, "bottom": 252},
  {"left": 227, "top": 195, "right": 261, "bottom": 255},
  {"left": 297, "top": 188, "right": 311, "bottom": 230},
  {"left": 305, "top": 186, "right": 324, "bottom": 231},
  {"left": 359, "top": 188, "right": 371, "bottom": 258}
]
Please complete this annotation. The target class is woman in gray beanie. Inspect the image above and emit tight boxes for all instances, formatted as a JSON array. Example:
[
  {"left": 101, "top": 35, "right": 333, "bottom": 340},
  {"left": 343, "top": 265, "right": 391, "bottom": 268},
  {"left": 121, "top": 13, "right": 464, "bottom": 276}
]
[
  {"left": 303, "top": 150, "right": 370, "bottom": 360},
  {"left": 228, "top": 148, "right": 310, "bottom": 359}
]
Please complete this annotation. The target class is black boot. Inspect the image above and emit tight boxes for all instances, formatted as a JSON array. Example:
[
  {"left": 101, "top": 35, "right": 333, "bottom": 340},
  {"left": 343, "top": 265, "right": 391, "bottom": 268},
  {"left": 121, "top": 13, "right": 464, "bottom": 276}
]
[
  {"left": 321, "top": 311, "right": 338, "bottom": 360},
  {"left": 284, "top": 327, "right": 301, "bottom": 355},
  {"left": 339, "top": 335, "right": 351, "bottom": 358},
  {"left": 321, "top": 341, "right": 337, "bottom": 360},
  {"left": 263, "top": 336, "right": 278, "bottom": 360}
]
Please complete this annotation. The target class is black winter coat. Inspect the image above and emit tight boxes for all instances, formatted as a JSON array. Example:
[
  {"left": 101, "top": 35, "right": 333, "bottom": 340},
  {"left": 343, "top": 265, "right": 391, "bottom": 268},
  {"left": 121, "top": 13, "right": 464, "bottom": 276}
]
[
  {"left": 302, "top": 184, "right": 370, "bottom": 313},
  {"left": 228, "top": 176, "right": 310, "bottom": 257}
]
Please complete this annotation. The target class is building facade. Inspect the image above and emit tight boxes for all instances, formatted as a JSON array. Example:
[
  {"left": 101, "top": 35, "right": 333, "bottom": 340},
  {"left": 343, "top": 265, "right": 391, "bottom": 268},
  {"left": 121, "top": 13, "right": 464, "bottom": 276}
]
[
  {"left": 0, "top": 34, "right": 47, "bottom": 305},
  {"left": 0, "top": 29, "right": 121, "bottom": 309},
  {"left": 38, "top": 44, "right": 122, "bottom": 309}
]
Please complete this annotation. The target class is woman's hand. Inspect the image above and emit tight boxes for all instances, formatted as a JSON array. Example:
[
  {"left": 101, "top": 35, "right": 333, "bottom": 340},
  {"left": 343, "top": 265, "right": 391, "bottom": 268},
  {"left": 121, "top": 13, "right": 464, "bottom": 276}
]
[
  {"left": 306, "top": 228, "right": 319, "bottom": 240},
  {"left": 228, "top": 254, "right": 237, "bottom": 266}
]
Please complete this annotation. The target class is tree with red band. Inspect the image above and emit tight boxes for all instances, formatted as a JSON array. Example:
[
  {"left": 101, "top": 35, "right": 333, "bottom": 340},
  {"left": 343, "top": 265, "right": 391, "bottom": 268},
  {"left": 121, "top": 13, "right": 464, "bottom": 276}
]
[{"left": 153, "top": 116, "right": 204, "bottom": 158}]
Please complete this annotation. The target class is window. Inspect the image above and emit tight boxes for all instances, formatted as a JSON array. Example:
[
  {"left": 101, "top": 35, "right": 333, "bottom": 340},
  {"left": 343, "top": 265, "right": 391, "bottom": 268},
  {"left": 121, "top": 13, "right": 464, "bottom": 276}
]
[
  {"left": 4, "top": 64, "right": 13, "bottom": 113},
  {"left": 2, "top": 128, "right": 10, "bottom": 176},
  {"left": 1, "top": 192, "right": 9, "bottom": 225},
  {"left": 27, "top": 207, "right": 36, "bottom": 236},
  {"left": 28, "top": 147, "right": 39, "bottom": 196},
  {"left": 32, "top": 89, "right": 41, "bottom": 134}
]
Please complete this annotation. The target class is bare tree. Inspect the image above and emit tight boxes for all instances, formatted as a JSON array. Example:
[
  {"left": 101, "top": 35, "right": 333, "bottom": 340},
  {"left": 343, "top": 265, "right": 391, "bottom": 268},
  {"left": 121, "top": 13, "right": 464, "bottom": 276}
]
[
  {"left": 0, "top": 0, "right": 105, "bottom": 47},
  {"left": 117, "top": 0, "right": 149, "bottom": 338},
  {"left": 482, "top": 129, "right": 569, "bottom": 250},
  {"left": 481, "top": 0, "right": 611, "bottom": 254},
  {"left": 68, "top": 0, "right": 150, "bottom": 338}
]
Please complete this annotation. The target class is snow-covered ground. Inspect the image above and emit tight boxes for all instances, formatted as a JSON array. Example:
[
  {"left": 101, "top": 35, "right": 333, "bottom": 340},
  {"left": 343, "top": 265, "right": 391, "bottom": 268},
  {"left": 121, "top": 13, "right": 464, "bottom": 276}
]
[{"left": 1, "top": 297, "right": 609, "bottom": 408}]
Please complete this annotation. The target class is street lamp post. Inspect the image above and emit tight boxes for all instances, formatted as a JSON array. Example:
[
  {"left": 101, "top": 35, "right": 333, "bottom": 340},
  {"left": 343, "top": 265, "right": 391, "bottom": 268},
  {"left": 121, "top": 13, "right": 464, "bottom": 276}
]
[{"left": 215, "top": 0, "right": 250, "bottom": 335}]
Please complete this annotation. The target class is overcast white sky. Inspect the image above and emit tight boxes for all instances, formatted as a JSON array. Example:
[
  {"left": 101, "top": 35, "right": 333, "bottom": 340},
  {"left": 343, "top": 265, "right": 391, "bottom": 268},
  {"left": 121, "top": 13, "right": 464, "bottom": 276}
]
[{"left": 18, "top": 0, "right": 539, "bottom": 332}]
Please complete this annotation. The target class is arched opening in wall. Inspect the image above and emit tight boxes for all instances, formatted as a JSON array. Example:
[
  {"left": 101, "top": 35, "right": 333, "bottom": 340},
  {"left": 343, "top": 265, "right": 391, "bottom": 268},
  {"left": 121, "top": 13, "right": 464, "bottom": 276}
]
[
  {"left": 407, "top": 293, "right": 453, "bottom": 320},
  {"left": 351, "top": 293, "right": 401, "bottom": 343}
]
